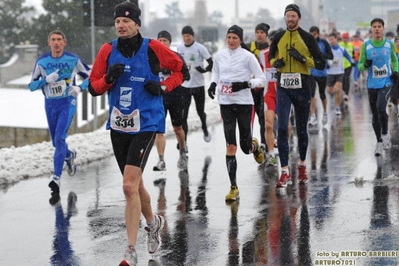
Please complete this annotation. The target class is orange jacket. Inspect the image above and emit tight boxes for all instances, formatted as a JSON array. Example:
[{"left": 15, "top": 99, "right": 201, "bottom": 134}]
[{"left": 351, "top": 39, "right": 363, "bottom": 61}]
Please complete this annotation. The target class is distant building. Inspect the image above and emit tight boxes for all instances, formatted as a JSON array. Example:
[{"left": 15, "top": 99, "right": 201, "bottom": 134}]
[
  {"left": 387, "top": 9, "right": 399, "bottom": 32},
  {"left": 0, "top": 44, "right": 38, "bottom": 88},
  {"left": 295, "top": 0, "right": 398, "bottom": 35},
  {"left": 237, "top": 16, "right": 257, "bottom": 42}
]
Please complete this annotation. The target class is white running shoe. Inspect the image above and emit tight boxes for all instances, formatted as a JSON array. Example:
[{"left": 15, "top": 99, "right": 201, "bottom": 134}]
[
  {"left": 382, "top": 134, "right": 391, "bottom": 150},
  {"left": 153, "top": 160, "right": 166, "bottom": 171},
  {"left": 308, "top": 114, "right": 317, "bottom": 126},
  {"left": 335, "top": 107, "right": 341, "bottom": 115},
  {"left": 374, "top": 142, "right": 383, "bottom": 156},
  {"left": 144, "top": 215, "right": 165, "bottom": 254},
  {"left": 119, "top": 245, "right": 137, "bottom": 266},
  {"left": 203, "top": 129, "right": 212, "bottom": 142},
  {"left": 65, "top": 149, "right": 77, "bottom": 176},
  {"left": 322, "top": 112, "right": 328, "bottom": 125}
]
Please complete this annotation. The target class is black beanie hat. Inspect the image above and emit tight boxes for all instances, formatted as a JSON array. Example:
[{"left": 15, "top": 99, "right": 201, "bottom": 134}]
[
  {"left": 182, "top": 26, "right": 194, "bottom": 36},
  {"left": 284, "top": 4, "right": 301, "bottom": 18},
  {"left": 113, "top": 4, "right": 141, "bottom": 26},
  {"left": 309, "top": 26, "right": 320, "bottom": 34},
  {"left": 255, "top": 23, "right": 270, "bottom": 34},
  {"left": 157, "top": 30, "right": 172, "bottom": 43},
  {"left": 227, "top": 25, "right": 243, "bottom": 41}
]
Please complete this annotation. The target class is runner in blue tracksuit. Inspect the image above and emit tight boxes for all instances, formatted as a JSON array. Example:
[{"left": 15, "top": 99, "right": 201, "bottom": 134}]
[
  {"left": 326, "top": 32, "right": 354, "bottom": 116},
  {"left": 358, "top": 18, "right": 399, "bottom": 156},
  {"left": 28, "top": 30, "right": 90, "bottom": 194},
  {"left": 309, "top": 26, "right": 333, "bottom": 126}
]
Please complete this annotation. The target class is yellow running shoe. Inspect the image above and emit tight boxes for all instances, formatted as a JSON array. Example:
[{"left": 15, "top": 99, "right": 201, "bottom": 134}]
[
  {"left": 252, "top": 138, "right": 264, "bottom": 164},
  {"left": 225, "top": 186, "right": 240, "bottom": 201},
  {"left": 226, "top": 200, "right": 239, "bottom": 216}
]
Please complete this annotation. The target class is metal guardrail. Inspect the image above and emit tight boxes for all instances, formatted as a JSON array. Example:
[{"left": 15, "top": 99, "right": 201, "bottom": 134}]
[{"left": 0, "top": 88, "right": 109, "bottom": 148}]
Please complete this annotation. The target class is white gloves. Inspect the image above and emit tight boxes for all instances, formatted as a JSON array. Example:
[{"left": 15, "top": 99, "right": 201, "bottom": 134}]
[
  {"left": 68, "top": 86, "right": 82, "bottom": 97},
  {"left": 46, "top": 69, "right": 60, "bottom": 84}
]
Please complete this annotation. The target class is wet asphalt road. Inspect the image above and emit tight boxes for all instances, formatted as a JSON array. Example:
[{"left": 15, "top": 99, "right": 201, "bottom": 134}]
[{"left": 2, "top": 88, "right": 399, "bottom": 266}]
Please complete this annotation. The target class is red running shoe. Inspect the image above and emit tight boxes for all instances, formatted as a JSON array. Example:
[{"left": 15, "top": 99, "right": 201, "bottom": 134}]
[
  {"left": 276, "top": 171, "right": 292, "bottom": 187},
  {"left": 297, "top": 165, "right": 309, "bottom": 184}
]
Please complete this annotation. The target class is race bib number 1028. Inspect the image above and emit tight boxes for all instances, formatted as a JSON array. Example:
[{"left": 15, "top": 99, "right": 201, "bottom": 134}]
[{"left": 280, "top": 73, "right": 302, "bottom": 89}]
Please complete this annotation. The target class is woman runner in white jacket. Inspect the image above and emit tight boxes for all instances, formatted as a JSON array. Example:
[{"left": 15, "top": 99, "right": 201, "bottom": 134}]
[{"left": 207, "top": 25, "right": 267, "bottom": 202}]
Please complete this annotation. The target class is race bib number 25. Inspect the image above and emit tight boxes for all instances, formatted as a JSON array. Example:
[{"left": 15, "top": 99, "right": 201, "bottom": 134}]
[{"left": 220, "top": 81, "right": 233, "bottom": 95}]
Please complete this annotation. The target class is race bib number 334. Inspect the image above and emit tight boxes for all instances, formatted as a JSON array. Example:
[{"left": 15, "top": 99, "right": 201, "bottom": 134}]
[
  {"left": 110, "top": 107, "right": 140, "bottom": 133},
  {"left": 280, "top": 73, "right": 302, "bottom": 89}
]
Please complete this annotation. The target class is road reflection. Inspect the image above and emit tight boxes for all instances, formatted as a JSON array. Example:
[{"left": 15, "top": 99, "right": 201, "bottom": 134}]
[
  {"left": 159, "top": 156, "right": 212, "bottom": 266},
  {"left": 238, "top": 167, "right": 312, "bottom": 266},
  {"left": 160, "top": 169, "right": 190, "bottom": 266},
  {"left": 50, "top": 192, "right": 80, "bottom": 266},
  {"left": 227, "top": 200, "right": 239, "bottom": 266},
  {"left": 363, "top": 159, "right": 397, "bottom": 266}
]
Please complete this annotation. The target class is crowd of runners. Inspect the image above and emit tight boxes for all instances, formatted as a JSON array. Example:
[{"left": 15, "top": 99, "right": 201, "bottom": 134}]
[{"left": 27, "top": 1, "right": 399, "bottom": 264}]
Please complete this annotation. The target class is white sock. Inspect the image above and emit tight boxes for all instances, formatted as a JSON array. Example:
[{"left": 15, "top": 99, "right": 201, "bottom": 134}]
[
  {"left": 282, "top": 169, "right": 289, "bottom": 175},
  {"left": 147, "top": 216, "right": 156, "bottom": 229}
]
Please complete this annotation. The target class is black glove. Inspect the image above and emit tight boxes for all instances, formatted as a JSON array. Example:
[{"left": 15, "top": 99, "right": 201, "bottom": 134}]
[
  {"left": 195, "top": 66, "right": 207, "bottom": 73},
  {"left": 183, "top": 72, "right": 191, "bottom": 81},
  {"left": 205, "top": 64, "right": 212, "bottom": 72},
  {"left": 207, "top": 82, "right": 216, "bottom": 99},
  {"left": 351, "top": 62, "right": 356, "bottom": 67},
  {"left": 161, "top": 68, "right": 172, "bottom": 75},
  {"left": 272, "top": 58, "right": 285, "bottom": 68},
  {"left": 88, "top": 85, "right": 101, "bottom": 97},
  {"left": 391, "top": 71, "right": 399, "bottom": 82},
  {"left": 105, "top": 64, "right": 125, "bottom": 84},
  {"left": 232, "top": 81, "right": 250, "bottom": 92},
  {"left": 144, "top": 80, "right": 164, "bottom": 96},
  {"left": 288, "top": 47, "right": 307, "bottom": 63},
  {"left": 364, "top": 59, "right": 373, "bottom": 68}
]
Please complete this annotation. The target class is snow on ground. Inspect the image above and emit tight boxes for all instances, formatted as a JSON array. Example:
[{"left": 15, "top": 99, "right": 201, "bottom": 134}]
[{"left": 0, "top": 79, "right": 222, "bottom": 186}]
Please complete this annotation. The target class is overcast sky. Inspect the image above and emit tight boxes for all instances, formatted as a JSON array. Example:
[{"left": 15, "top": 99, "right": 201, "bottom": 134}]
[
  {"left": 24, "top": 0, "right": 292, "bottom": 23},
  {"left": 150, "top": 0, "right": 292, "bottom": 21}
]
